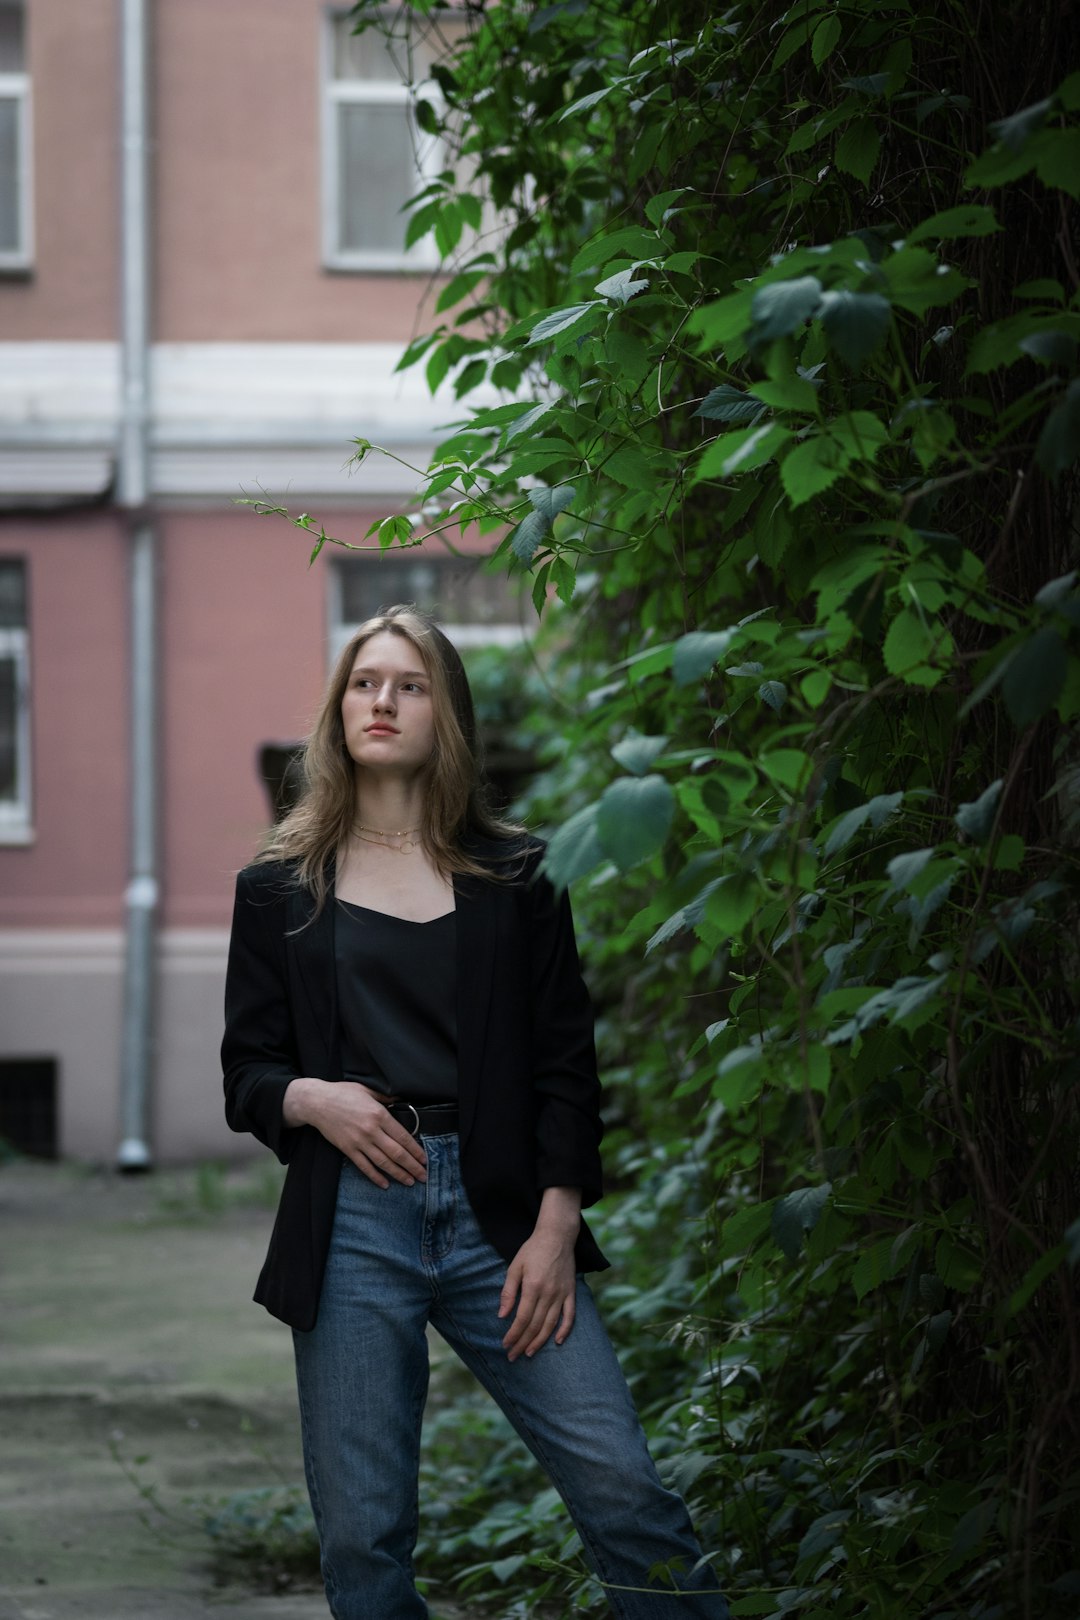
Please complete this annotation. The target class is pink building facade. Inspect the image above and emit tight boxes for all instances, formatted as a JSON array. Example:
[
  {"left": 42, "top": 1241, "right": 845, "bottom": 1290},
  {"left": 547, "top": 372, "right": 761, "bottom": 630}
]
[{"left": 0, "top": 0, "right": 519, "bottom": 1161}]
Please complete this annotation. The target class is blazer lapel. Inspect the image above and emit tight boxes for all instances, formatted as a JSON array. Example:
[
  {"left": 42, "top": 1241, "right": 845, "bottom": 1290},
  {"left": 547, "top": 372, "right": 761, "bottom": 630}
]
[
  {"left": 286, "top": 878, "right": 340, "bottom": 1078},
  {"left": 454, "top": 872, "right": 495, "bottom": 1154}
]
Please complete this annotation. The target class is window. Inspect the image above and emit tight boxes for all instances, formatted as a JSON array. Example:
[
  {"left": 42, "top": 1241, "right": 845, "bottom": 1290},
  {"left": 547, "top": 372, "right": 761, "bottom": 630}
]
[
  {"left": 0, "top": 558, "right": 31, "bottom": 840},
  {"left": 0, "top": 1059, "right": 57, "bottom": 1158},
  {"left": 322, "top": 10, "right": 447, "bottom": 271},
  {"left": 331, "top": 553, "right": 527, "bottom": 657},
  {"left": 0, "top": 1, "right": 31, "bottom": 271}
]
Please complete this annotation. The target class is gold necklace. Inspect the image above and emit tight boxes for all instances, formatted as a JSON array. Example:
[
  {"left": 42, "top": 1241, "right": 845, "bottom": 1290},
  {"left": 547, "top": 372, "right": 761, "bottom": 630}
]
[{"left": 351, "top": 822, "right": 421, "bottom": 853}]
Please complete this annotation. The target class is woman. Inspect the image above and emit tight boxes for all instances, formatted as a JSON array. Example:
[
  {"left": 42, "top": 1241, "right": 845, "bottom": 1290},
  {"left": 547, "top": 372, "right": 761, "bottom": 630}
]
[{"left": 222, "top": 605, "right": 728, "bottom": 1620}]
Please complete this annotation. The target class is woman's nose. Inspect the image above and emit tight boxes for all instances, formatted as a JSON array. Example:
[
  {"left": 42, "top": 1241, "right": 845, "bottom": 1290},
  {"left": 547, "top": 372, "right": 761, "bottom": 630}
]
[{"left": 373, "top": 682, "right": 396, "bottom": 711}]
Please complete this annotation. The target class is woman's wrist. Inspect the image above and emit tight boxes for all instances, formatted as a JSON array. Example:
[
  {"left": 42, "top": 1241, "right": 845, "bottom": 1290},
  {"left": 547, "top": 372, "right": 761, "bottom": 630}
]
[
  {"left": 282, "top": 1075, "right": 326, "bottom": 1128},
  {"left": 535, "top": 1185, "right": 582, "bottom": 1238}
]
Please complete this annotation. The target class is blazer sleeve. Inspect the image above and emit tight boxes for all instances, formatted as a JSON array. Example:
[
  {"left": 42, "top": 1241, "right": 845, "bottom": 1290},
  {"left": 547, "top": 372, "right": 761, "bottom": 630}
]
[
  {"left": 221, "top": 867, "right": 302, "bottom": 1164},
  {"left": 525, "top": 855, "right": 604, "bottom": 1207}
]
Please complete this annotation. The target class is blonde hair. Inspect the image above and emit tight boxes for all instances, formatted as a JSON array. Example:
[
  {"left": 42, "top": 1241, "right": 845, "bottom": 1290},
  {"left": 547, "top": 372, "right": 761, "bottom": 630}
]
[{"left": 255, "top": 605, "right": 523, "bottom": 909}]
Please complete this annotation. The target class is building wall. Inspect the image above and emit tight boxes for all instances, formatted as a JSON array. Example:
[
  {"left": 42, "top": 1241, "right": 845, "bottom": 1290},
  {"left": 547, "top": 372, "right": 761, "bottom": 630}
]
[
  {"left": 156, "top": 0, "right": 431, "bottom": 342},
  {"left": 0, "top": 0, "right": 117, "bottom": 339},
  {"left": 0, "top": 507, "right": 361, "bottom": 1159},
  {"left": 0, "top": 513, "right": 128, "bottom": 926},
  {"left": 0, "top": 0, "right": 495, "bottom": 1164},
  {"left": 159, "top": 507, "right": 330, "bottom": 929}
]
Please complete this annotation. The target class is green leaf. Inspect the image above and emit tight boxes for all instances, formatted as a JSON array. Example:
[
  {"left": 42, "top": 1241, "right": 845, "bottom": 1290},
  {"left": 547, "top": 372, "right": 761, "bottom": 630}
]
[
  {"left": 672, "top": 629, "right": 737, "bottom": 685},
  {"left": 1006, "top": 1243, "right": 1066, "bottom": 1318},
  {"left": 559, "top": 85, "right": 614, "bottom": 122},
  {"left": 798, "top": 1510, "right": 851, "bottom": 1568},
  {"left": 823, "top": 791, "right": 904, "bottom": 856},
  {"left": 594, "top": 268, "right": 649, "bottom": 304},
  {"left": 688, "top": 287, "right": 755, "bottom": 347},
  {"left": 881, "top": 245, "right": 971, "bottom": 315},
  {"left": 886, "top": 848, "right": 936, "bottom": 891},
  {"left": 704, "top": 874, "right": 758, "bottom": 936},
  {"left": 819, "top": 289, "right": 891, "bottom": 367},
  {"left": 719, "top": 1200, "right": 775, "bottom": 1257},
  {"left": 834, "top": 117, "right": 880, "bottom": 185},
  {"left": 527, "top": 303, "right": 602, "bottom": 345},
  {"left": 779, "top": 434, "right": 848, "bottom": 507},
  {"left": 853, "top": 1234, "right": 904, "bottom": 1300},
  {"left": 570, "top": 226, "right": 659, "bottom": 275},
  {"left": 907, "top": 205, "right": 1000, "bottom": 244},
  {"left": 1020, "top": 331, "right": 1079, "bottom": 367},
  {"left": 490, "top": 1553, "right": 529, "bottom": 1582},
  {"left": 541, "top": 802, "right": 605, "bottom": 888},
  {"left": 509, "top": 484, "right": 575, "bottom": 562},
  {"left": 696, "top": 421, "right": 792, "bottom": 481},
  {"left": 1036, "top": 379, "right": 1080, "bottom": 479},
  {"left": 1002, "top": 626, "right": 1068, "bottom": 725},
  {"left": 694, "top": 385, "right": 765, "bottom": 424},
  {"left": 830, "top": 410, "right": 888, "bottom": 459},
  {"left": 991, "top": 95, "right": 1053, "bottom": 151},
  {"left": 501, "top": 401, "right": 553, "bottom": 443},
  {"left": 605, "top": 444, "right": 659, "bottom": 489},
  {"left": 883, "top": 609, "right": 946, "bottom": 687},
  {"left": 750, "top": 277, "right": 823, "bottom": 343},
  {"left": 1039, "top": 570, "right": 1080, "bottom": 610},
  {"left": 611, "top": 732, "right": 668, "bottom": 775},
  {"left": 596, "top": 775, "right": 675, "bottom": 870},
  {"left": 811, "top": 13, "right": 841, "bottom": 66},
  {"left": 753, "top": 363, "right": 820, "bottom": 412},
  {"left": 949, "top": 1497, "right": 999, "bottom": 1559},
  {"left": 935, "top": 1234, "right": 982, "bottom": 1291},
  {"left": 772, "top": 1183, "right": 832, "bottom": 1261},
  {"left": 1036, "top": 128, "right": 1080, "bottom": 197},
  {"left": 955, "top": 780, "right": 1003, "bottom": 843}
]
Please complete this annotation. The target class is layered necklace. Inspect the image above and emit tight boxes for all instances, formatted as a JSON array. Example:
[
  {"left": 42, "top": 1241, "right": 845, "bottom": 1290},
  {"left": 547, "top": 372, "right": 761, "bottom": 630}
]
[{"left": 351, "top": 820, "right": 422, "bottom": 855}]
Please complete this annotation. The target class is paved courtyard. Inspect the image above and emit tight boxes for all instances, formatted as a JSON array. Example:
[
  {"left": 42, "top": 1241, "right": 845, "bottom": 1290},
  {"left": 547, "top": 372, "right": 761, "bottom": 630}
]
[{"left": 0, "top": 1156, "right": 474, "bottom": 1620}]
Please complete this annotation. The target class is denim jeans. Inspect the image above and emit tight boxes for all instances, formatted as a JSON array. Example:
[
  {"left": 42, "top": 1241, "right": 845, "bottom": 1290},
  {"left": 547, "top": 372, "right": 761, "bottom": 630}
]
[{"left": 293, "top": 1135, "right": 728, "bottom": 1620}]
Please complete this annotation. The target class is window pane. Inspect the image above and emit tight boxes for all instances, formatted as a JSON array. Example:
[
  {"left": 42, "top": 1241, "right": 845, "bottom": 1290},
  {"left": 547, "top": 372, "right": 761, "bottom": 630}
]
[
  {"left": 0, "top": 654, "right": 16, "bottom": 801},
  {"left": 0, "top": 95, "right": 19, "bottom": 253},
  {"left": 0, "top": 559, "right": 25, "bottom": 629},
  {"left": 338, "top": 556, "right": 522, "bottom": 630},
  {"left": 337, "top": 101, "right": 416, "bottom": 254},
  {"left": 0, "top": 4, "right": 24, "bottom": 75}
]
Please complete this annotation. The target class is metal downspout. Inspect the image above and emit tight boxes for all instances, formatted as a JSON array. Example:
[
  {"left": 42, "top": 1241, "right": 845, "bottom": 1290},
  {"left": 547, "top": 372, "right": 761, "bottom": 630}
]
[{"left": 116, "top": 0, "right": 156, "bottom": 1171}]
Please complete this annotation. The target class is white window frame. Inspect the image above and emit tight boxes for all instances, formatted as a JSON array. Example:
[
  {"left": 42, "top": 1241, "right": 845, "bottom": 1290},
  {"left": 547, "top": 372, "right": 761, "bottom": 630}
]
[
  {"left": 321, "top": 7, "right": 444, "bottom": 273},
  {"left": 0, "top": 65, "right": 32, "bottom": 272},
  {"left": 0, "top": 619, "right": 32, "bottom": 842},
  {"left": 328, "top": 554, "right": 529, "bottom": 665}
]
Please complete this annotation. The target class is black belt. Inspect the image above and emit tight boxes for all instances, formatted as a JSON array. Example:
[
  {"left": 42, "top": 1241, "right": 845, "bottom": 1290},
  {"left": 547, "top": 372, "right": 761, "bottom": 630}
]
[{"left": 386, "top": 1101, "right": 459, "bottom": 1137}]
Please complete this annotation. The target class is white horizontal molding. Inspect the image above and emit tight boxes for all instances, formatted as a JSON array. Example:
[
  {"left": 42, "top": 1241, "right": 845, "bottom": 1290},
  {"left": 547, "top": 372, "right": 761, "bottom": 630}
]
[
  {"left": 0, "top": 343, "right": 498, "bottom": 501},
  {"left": 0, "top": 927, "right": 229, "bottom": 972}
]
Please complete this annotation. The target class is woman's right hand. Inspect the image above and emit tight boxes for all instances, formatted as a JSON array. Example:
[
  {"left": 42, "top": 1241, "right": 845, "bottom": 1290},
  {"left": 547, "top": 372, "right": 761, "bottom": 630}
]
[{"left": 282, "top": 1077, "right": 428, "bottom": 1188}]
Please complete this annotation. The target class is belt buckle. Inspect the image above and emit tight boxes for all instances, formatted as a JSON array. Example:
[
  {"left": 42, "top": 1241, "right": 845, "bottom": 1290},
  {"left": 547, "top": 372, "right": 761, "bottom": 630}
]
[{"left": 402, "top": 1102, "right": 421, "bottom": 1138}]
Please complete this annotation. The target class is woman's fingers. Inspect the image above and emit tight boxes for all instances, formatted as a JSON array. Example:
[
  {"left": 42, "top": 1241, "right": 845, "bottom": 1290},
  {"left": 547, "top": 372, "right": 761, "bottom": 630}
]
[
  {"left": 316, "top": 1085, "right": 428, "bottom": 1184},
  {"left": 502, "top": 1282, "right": 575, "bottom": 1360}
]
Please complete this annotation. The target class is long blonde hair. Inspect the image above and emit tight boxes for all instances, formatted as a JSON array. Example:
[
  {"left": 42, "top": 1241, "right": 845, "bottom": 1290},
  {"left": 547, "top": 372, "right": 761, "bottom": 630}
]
[{"left": 255, "top": 605, "right": 524, "bottom": 909}]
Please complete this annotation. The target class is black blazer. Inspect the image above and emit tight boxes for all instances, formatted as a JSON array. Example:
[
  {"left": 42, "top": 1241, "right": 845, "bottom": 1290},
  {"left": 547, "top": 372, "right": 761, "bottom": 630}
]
[{"left": 221, "top": 836, "right": 608, "bottom": 1330}]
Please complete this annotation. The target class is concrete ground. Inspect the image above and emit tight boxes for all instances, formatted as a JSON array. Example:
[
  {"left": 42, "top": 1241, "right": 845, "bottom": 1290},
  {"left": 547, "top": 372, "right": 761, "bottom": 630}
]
[{"left": 0, "top": 1157, "right": 469, "bottom": 1620}]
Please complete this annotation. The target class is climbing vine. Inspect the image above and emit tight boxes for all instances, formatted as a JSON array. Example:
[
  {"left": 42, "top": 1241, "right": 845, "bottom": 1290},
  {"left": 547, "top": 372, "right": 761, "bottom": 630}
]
[{"left": 279, "top": 2, "right": 1080, "bottom": 1613}]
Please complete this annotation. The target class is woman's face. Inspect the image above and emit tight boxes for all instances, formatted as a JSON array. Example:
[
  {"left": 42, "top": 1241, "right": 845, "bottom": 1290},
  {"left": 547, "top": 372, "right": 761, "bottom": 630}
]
[{"left": 340, "top": 631, "right": 436, "bottom": 780}]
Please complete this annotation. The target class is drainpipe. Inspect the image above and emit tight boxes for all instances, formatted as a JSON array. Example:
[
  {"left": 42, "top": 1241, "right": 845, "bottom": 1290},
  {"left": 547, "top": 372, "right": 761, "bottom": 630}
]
[{"left": 115, "top": 0, "right": 156, "bottom": 1171}]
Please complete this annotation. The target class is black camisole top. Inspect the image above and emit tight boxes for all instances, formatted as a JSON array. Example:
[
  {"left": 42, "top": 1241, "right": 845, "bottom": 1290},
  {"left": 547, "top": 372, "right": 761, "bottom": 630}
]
[{"left": 334, "top": 900, "right": 458, "bottom": 1103}]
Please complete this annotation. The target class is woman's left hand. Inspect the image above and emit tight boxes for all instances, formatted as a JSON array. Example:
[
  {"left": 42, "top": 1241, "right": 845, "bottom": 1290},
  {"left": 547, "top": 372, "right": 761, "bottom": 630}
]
[{"left": 498, "top": 1187, "right": 581, "bottom": 1361}]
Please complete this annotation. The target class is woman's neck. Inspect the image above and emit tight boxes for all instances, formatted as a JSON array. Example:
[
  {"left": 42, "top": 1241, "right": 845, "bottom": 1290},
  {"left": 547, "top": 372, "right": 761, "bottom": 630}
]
[{"left": 352, "top": 779, "right": 426, "bottom": 836}]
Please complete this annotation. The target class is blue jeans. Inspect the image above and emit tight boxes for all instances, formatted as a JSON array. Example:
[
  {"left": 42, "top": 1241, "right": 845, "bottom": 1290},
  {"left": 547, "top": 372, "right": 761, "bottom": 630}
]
[{"left": 293, "top": 1136, "right": 728, "bottom": 1620}]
